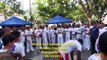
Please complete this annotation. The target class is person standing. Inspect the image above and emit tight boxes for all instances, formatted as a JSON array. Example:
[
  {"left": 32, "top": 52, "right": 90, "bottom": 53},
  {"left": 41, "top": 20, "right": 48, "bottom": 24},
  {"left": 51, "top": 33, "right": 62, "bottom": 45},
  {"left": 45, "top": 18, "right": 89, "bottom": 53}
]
[
  {"left": 25, "top": 26, "right": 34, "bottom": 53},
  {"left": 42, "top": 26, "right": 48, "bottom": 49},
  {"left": 50, "top": 26, "right": 56, "bottom": 44},
  {"left": 11, "top": 30, "right": 26, "bottom": 60},
  {"left": 19, "top": 26, "right": 26, "bottom": 46},
  {"left": 65, "top": 25, "right": 71, "bottom": 42},
  {"left": 90, "top": 23, "right": 99, "bottom": 54},
  {"left": 83, "top": 24, "right": 91, "bottom": 50},
  {"left": 56, "top": 25, "right": 64, "bottom": 47},
  {"left": 88, "top": 32, "right": 107, "bottom": 60},
  {"left": 34, "top": 26, "right": 42, "bottom": 50},
  {"left": 0, "top": 34, "right": 17, "bottom": 60},
  {"left": 95, "top": 23, "right": 107, "bottom": 52}
]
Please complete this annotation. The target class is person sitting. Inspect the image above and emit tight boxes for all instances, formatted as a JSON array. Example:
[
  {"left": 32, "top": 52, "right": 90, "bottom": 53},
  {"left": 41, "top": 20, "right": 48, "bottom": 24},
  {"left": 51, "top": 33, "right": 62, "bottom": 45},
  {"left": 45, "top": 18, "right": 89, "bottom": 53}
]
[
  {"left": 88, "top": 31, "right": 107, "bottom": 60},
  {"left": 58, "top": 40, "right": 82, "bottom": 60}
]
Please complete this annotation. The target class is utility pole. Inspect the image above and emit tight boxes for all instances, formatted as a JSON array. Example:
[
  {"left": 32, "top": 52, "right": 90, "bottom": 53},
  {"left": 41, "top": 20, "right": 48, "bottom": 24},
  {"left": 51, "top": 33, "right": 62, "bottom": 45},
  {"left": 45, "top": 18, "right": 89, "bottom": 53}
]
[
  {"left": 29, "top": 0, "right": 32, "bottom": 21},
  {"left": 29, "top": 0, "right": 32, "bottom": 15}
]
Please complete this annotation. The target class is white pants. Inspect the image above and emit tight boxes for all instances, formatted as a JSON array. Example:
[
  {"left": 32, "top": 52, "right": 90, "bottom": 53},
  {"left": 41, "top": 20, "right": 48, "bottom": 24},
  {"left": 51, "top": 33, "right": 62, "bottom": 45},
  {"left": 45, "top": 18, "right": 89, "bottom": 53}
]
[
  {"left": 76, "top": 34, "right": 82, "bottom": 40},
  {"left": 57, "top": 34, "right": 63, "bottom": 47},
  {"left": 51, "top": 36, "right": 56, "bottom": 44},
  {"left": 36, "top": 37, "right": 41, "bottom": 50},
  {"left": 27, "top": 39, "right": 34, "bottom": 52},
  {"left": 82, "top": 32, "right": 86, "bottom": 41},
  {"left": 65, "top": 36, "right": 70, "bottom": 42},
  {"left": 83, "top": 35, "right": 90, "bottom": 50},
  {"left": 43, "top": 36, "right": 48, "bottom": 49}
]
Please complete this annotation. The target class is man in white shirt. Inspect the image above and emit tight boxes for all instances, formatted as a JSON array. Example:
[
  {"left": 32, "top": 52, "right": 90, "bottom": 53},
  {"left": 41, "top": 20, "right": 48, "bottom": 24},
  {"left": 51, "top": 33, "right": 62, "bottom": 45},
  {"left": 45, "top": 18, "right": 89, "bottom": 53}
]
[
  {"left": 75, "top": 24, "right": 82, "bottom": 40},
  {"left": 42, "top": 26, "right": 49, "bottom": 49},
  {"left": 50, "top": 26, "right": 56, "bottom": 44},
  {"left": 34, "top": 26, "right": 42, "bottom": 50},
  {"left": 58, "top": 40, "right": 82, "bottom": 60},
  {"left": 25, "top": 26, "right": 34, "bottom": 53},
  {"left": 11, "top": 30, "right": 26, "bottom": 60},
  {"left": 56, "top": 25, "right": 64, "bottom": 47},
  {"left": 65, "top": 25, "right": 71, "bottom": 42},
  {"left": 19, "top": 26, "right": 26, "bottom": 45}
]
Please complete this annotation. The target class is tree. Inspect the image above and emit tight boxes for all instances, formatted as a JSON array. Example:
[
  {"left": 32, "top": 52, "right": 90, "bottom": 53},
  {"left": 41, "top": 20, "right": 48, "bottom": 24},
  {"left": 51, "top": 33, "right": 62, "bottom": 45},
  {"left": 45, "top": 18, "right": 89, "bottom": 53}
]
[
  {"left": 0, "top": 0, "right": 25, "bottom": 19},
  {"left": 78, "top": 0, "right": 107, "bottom": 23},
  {"left": 33, "top": 0, "right": 86, "bottom": 23}
]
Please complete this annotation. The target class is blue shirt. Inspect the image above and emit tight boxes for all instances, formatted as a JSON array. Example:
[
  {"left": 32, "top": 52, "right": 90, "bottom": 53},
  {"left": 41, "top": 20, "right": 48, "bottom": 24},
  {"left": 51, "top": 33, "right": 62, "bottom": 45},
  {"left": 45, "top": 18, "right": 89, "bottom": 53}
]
[{"left": 91, "top": 27, "right": 99, "bottom": 40}]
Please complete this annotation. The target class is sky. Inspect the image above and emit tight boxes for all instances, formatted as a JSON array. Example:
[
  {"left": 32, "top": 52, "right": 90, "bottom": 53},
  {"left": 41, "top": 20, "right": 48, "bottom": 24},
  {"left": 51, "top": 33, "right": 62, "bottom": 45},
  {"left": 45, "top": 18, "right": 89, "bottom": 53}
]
[{"left": 17, "top": 0, "right": 35, "bottom": 10}]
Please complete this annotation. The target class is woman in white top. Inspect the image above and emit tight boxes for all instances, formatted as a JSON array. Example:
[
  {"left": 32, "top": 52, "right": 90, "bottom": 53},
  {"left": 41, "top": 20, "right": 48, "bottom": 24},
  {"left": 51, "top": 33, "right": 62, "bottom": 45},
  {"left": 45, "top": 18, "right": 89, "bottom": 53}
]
[{"left": 88, "top": 31, "right": 107, "bottom": 60}]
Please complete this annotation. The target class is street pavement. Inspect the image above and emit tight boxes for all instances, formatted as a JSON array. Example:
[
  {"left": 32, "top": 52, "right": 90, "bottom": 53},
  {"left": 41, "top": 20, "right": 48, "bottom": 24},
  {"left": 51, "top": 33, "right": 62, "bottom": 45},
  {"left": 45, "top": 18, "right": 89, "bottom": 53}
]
[{"left": 26, "top": 49, "right": 91, "bottom": 60}]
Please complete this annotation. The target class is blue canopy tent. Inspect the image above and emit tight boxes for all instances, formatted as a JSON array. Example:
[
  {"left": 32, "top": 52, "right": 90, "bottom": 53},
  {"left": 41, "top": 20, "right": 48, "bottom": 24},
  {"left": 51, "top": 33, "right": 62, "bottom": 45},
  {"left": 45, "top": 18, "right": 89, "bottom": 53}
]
[
  {"left": 46, "top": 15, "right": 73, "bottom": 24},
  {"left": 0, "top": 16, "right": 32, "bottom": 26}
]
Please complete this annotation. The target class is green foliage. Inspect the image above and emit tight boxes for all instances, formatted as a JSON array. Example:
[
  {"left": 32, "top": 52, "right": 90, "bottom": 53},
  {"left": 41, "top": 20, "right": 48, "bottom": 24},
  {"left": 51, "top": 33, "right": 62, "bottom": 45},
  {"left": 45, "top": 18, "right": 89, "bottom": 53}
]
[
  {"left": 33, "top": 0, "right": 86, "bottom": 23},
  {"left": 78, "top": 0, "right": 107, "bottom": 22},
  {"left": 0, "top": 0, "right": 25, "bottom": 19}
]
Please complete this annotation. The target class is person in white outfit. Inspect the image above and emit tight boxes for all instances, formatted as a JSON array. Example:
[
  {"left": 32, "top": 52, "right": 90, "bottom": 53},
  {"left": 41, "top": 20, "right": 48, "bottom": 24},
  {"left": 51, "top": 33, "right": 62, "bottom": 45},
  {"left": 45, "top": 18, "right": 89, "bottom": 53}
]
[
  {"left": 34, "top": 26, "right": 42, "bottom": 50},
  {"left": 11, "top": 30, "right": 26, "bottom": 60},
  {"left": 19, "top": 26, "right": 26, "bottom": 46},
  {"left": 25, "top": 26, "right": 34, "bottom": 53},
  {"left": 81, "top": 24, "right": 86, "bottom": 45},
  {"left": 75, "top": 24, "right": 82, "bottom": 40},
  {"left": 65, "top": 25, "right": 71, "bottom": 42},
  {"left": 44, "top": 25, "right": 50, "bottom": 43},
  {"left": 83, "top": 24, "right": 91, "bottom": 50},
  {"left": 58, "top": 40, "right": 82, "bottom": 60},
  {"left": 56, "top": 25, "right": 64, "bottom": 47},
  {"left": 50, "top": 26, "right": 56, "bottom": 44},
  {"left": 71, "top": 27, "right": 76, "bottom": 40},
  {"left": 42, "top": 26, "right": 49, "bottom": 49}
]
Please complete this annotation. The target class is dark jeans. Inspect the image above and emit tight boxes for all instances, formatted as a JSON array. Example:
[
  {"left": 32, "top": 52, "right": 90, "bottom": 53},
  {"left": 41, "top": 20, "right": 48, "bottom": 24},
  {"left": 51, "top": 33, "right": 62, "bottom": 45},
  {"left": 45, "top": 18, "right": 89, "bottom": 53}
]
[{"left": 90, "top": 37, "right": 97, "bottom": 54}]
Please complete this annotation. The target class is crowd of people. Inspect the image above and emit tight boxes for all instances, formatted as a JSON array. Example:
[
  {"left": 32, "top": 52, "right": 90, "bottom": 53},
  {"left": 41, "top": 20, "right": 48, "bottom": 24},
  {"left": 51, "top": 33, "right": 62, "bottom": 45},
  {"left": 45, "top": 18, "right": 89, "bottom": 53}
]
[{"left": 0, "top": 22, "right": 107, "bottom": 60}]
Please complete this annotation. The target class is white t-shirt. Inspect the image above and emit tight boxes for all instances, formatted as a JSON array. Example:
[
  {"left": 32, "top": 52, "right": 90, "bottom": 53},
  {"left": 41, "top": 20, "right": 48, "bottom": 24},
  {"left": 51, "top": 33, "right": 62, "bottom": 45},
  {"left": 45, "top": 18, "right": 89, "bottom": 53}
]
[
  {"left": 34, "top": 29, "right": 42, "bottom": 37},
  {"left": 88, "top": 54, "right": 101, "bottom": 60},
  {"left": 65, "top": 28, "right": 71, "bottom": 37},
  {"left": 58, "top": 40, "right": 82, "bottom": 55},
  {"left": 13, "top": 42, "right": 25, "bottom": 57},
  {"left": 19, "top": 30, "right": 25, "bottom": 44},
  {"left": 56, "top": 28, "right": 63, "bottom": 34},
  {"left": 43, "top": 28, "right": 49, "bottom": 37},
  {"left": 70, "top": 28, "right": 76, "bottom": 35},
  {"left": 50, "top": 29, "right": 55, "bottom": 37},
  {"left": 25, "top": 29, "right": 32, "bottom": 40}
]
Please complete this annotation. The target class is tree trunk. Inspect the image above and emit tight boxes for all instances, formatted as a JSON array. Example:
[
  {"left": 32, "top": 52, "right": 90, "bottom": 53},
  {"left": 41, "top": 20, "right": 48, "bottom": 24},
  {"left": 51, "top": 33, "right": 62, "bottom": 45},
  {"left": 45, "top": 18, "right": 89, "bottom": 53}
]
[{"left": 79, "top": 0, "right": 92, "bottom": 25}]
